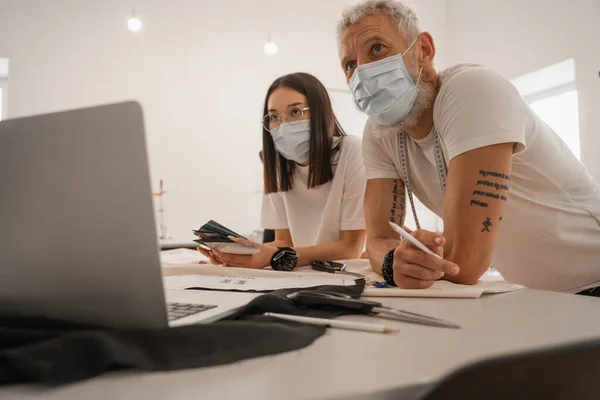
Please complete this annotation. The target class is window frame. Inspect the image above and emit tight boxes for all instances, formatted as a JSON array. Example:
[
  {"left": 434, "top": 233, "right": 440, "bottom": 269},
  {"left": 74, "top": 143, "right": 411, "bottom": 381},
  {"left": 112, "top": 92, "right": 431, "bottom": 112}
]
[
  {"left": 513, "top": 59, "right": 580, "bottom": 160},
  {"left": 526, "top": 85, "right": 581, "bottom": 159},
  {"left": 522, "top": 82, "right": 576, "bottom": 104},
  {"left": 0, "top": 79, "right": 7, "bottom": 121}
]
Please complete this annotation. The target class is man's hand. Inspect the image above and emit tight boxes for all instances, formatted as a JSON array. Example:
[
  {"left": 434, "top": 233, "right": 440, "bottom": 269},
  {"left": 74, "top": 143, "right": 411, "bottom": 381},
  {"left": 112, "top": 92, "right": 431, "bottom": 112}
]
[{"left": 393, "top": 230, "right": 461, "bottom": 288}]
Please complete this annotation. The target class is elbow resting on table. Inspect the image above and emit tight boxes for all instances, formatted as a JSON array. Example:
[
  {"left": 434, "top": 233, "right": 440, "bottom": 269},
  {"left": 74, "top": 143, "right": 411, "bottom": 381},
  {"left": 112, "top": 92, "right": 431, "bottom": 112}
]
[
  {"left": 446, "top": 272, "right": 481, "bottom": 286},
  {"left": 444, "top": 256, "right": 490, "bottom": 285},
  {"left": 340, "top": 244, "right": 363, "bottom": 260}
]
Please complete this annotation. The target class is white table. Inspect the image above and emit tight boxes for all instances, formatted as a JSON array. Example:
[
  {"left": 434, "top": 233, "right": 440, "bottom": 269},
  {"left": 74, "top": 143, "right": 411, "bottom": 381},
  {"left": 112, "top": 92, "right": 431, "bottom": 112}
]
[{"left": 3, "top": 289, "right": 600, "bottom": 400}]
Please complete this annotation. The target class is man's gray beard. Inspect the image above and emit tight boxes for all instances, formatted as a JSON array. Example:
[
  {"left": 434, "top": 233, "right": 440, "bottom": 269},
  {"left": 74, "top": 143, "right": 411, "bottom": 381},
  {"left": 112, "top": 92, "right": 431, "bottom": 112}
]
[{"left": 393, "top": 71, "right": 437, "bottom": 132}]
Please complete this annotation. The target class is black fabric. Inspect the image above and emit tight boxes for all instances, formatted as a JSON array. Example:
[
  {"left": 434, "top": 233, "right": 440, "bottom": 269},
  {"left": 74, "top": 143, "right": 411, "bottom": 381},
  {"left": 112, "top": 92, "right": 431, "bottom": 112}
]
[
  {"left": 225, "top": 282, "right": 365, "bottom": 320},
  {"left": 0, "top": 319, "right": 323, "bottom": 386},
  {"left": 577, "top": 286, "right": 600, "bottom": 297},
  {"left": 0, "top": 283, "right": 364, "bottom": 386}
]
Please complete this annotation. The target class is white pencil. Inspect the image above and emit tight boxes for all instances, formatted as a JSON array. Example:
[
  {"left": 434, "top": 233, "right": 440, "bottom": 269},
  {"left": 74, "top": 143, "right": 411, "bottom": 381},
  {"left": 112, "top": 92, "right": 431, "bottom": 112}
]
[
  {"left": 264, "top": 312, "right": 398, "bottom": 334},
  {"left": 388, "top": 221, "right": 442, "bottom": 259}
]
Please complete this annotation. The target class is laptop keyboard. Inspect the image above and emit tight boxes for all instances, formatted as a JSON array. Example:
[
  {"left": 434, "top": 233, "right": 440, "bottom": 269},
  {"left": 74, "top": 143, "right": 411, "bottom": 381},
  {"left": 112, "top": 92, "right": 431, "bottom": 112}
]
[{"left": 167, "top": 302, "right": 218, "bottom": 322}]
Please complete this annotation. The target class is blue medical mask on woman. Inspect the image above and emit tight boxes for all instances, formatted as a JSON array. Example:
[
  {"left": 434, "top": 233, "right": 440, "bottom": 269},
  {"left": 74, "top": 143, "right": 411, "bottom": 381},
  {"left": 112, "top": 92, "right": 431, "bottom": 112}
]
[
  {"left": 349, "top": 39, "right": 422, "bottom": 126},
  {"left": 270, "top": 120, "right": 311, "bottom": 164}
]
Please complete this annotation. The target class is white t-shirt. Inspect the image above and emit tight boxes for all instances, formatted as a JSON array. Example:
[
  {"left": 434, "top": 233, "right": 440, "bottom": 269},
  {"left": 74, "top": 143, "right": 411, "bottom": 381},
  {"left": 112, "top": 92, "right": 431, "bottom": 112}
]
[
  {"left": 262, "top": 135, "right": 366, "bottom": 247},
  {"left": 363, "top": 64, "right": 600, "bottom": 292}
]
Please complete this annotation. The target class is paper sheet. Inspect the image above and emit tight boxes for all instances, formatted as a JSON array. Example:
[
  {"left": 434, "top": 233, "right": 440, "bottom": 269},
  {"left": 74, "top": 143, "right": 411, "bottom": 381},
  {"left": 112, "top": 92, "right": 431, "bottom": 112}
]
[
  {"left": 164, "top": 275, "right": 357, "bottom": 292},
  {"left": 362, "top": 280, "right": 524, "bottom": 298},
  {"left": 289, "top": 260, "right": 524, "bottom": 298},
  {"left": 161, "top": 257, "right": 524, "bottom": 298}
]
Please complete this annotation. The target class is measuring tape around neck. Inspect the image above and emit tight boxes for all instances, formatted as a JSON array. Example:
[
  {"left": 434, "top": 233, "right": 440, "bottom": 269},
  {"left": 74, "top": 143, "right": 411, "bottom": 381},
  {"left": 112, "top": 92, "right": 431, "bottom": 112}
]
[{"left": 399, "top": 129, "right": 448, "bottom": 229}]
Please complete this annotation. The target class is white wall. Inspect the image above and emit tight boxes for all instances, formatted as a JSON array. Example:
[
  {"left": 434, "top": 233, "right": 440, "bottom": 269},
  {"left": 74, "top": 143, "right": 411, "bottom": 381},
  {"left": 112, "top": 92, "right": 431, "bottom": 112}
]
[
  {"left": 0, "top": 0, "right": 448, "bottom": 240},
  {"left": 445, "top": 0, "right": 600, "bottom": 181}
]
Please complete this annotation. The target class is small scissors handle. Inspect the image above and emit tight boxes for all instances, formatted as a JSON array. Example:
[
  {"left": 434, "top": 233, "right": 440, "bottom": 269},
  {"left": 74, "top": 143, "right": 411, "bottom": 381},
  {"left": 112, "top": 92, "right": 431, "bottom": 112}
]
[
  {"left": 287, "top": 291, "right": 380, "bottom": 314},
  {"left": 311, "top": 261, "right": 365, "bottom": 279}
]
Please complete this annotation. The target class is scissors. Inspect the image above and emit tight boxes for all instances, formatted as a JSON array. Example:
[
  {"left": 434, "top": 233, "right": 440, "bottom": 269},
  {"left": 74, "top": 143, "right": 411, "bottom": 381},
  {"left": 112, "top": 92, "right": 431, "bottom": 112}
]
[
  {"left": 287, "top": 291, "right": 461, "bottom": 329},
  {"left": 311, "top": 261, "right": 365, "bottom": 279}
]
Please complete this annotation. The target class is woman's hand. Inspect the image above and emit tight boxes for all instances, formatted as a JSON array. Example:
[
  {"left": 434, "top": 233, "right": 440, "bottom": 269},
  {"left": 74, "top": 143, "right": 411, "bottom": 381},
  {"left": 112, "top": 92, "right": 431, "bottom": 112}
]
[
  {"left": 212, "top": 237, "right": 279, "bottom": 269},
  {"left": 197, "top": 246, "right": 224, "bottom": 265}
]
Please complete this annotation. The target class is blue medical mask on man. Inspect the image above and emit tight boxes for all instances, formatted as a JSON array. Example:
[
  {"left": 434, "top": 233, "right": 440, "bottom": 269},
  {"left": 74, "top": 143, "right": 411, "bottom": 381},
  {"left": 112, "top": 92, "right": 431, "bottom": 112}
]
[
  {"left": 349, "top": 38, "right": 422, "bottom": 126},
  {"left": 270, "top": 120, "right": 311, "bottom": 164}
]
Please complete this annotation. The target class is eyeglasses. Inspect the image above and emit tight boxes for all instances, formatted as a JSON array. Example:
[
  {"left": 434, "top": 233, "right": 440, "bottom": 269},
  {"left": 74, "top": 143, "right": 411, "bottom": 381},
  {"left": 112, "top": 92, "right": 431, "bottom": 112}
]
[{"left": 262, "top": 106, "right": 310, "bottom": 132}]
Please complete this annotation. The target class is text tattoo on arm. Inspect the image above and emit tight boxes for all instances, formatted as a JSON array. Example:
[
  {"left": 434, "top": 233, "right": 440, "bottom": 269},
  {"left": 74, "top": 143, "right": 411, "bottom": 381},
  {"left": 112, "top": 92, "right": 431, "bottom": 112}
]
[
  {"left": 470, "top": 170, "right": 510, "bottom": 208},
  {"left": 390, "top": 179, "right": 406, "bottom": 227}
]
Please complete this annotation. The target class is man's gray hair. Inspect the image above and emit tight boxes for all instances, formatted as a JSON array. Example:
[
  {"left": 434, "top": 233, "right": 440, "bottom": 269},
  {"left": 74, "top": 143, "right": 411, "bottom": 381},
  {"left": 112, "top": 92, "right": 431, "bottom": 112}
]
[{"left": 337, "top": 0, "right": 422, "bottom": 44}]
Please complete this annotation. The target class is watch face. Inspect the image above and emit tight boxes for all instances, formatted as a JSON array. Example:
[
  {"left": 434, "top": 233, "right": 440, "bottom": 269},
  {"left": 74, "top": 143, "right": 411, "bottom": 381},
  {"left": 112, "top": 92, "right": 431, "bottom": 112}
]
[
  {"left": 273, "top": 249, "right": 298, "bottom": 271},
  {"left": 274, "top": 250, "right": 294, "bottom": 262}
]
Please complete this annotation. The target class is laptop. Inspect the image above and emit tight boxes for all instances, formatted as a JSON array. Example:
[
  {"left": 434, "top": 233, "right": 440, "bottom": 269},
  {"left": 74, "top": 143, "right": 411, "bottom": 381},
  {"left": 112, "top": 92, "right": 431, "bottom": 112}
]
[{"left": 0, "top": 101, "right": 258, "bottom": 329}]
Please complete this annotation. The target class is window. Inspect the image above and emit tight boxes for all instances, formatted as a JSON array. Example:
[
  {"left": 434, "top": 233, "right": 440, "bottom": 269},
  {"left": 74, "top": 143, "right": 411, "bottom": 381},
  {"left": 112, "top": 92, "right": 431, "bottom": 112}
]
[
  {"left": 512, "top": 59, "right": 580, "bottom": 159},
  {"left": 0, "top": 58, "right": 9, "bottom": 121},
  {"left": 529, "top": 90, "right": 580, "bottom": 159},
  {"left": 0, "top": 80, "right": 6, "bottom": 121}
]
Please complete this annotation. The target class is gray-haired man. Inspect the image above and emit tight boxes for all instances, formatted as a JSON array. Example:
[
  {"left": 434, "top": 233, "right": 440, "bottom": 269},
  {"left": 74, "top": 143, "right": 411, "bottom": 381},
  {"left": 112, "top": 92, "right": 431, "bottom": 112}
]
[{"left": 338, "top": 0, "right": 600, "bottom": 294}]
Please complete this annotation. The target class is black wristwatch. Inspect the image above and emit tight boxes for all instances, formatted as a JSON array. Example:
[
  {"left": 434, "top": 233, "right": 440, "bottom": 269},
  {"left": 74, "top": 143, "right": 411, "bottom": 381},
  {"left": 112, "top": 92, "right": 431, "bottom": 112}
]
[
  {"left": 270, "top": 247, "right": 299, "bottom": 271},
  {"left": 381, "top": 249, "right": 397, "bottom": 286}
]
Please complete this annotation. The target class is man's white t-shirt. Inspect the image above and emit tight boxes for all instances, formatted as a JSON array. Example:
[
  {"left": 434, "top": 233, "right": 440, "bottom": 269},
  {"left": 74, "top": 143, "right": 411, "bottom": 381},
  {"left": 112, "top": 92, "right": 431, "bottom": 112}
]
[
  {"left": 262, "top": 135, "right": 366, "bottom": 247},
  {"left": 362, "top": 64, "right": 600, "bottom": 292}
]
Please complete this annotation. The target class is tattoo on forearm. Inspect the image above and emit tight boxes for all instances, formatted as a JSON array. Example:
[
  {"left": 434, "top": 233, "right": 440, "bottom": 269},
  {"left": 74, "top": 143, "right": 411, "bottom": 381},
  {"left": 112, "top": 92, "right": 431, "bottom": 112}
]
[
  {"left": 472, "top": 190, "right": 507, "bottom": 201},
  {"left": 481, "top": 217, "right": 492, "bottom": 232},
  {"left": 470, "top": 199, "right": 488, "bottom": 208},
  {"left": 470, "top": 170, "right": 510, "bottom": 208},
  {"left": 389, "top": 179, "right": 406, "bottom": 226},
  {"left": 479, "top": 170, "right": 510, "bottom": 181},
  {"left": 475, "top": 180, "right": 509, "bottom": 191}
]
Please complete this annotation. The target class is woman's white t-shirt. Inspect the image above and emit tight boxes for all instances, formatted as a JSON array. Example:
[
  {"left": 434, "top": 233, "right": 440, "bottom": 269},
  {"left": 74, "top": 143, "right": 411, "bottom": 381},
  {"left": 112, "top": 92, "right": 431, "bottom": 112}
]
[{"left": 261, "top": 135, "right": 366, "bottom": 247}]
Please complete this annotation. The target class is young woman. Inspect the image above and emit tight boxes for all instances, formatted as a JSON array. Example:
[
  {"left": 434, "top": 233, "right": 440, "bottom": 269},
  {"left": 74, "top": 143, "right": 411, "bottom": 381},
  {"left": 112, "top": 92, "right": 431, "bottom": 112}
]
[{"left": 203, "top": 72, "right": 366, "bottom": 270}]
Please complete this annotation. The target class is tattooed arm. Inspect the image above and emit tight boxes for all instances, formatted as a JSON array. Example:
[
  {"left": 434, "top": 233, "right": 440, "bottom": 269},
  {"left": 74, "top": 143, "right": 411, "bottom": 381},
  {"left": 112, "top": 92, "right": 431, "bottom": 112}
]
[
  {"left": 364, "top": 178, "right": 406, "bottom": 274},
  {"left": 440, "top": 142, "right": 513, "bottom": 284}
]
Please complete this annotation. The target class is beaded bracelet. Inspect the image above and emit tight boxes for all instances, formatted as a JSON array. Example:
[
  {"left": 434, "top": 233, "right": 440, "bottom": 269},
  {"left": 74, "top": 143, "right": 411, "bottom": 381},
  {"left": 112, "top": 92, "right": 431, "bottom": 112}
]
[{"left": 381, "top": 249, "right": 397, "bottom": 287}]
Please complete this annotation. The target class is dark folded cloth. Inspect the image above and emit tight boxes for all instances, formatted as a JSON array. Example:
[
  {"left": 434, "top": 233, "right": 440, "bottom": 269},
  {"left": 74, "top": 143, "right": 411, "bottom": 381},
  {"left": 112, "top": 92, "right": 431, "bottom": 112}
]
[
  {"left": 577, "top": 287, "right": 600, "bottom": 297},
  {"left": 0, "top": 283, "right": 364, "bottom": 386},
  {"left": 0, "top": 319, "right": 324, "bottom": 386}
]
